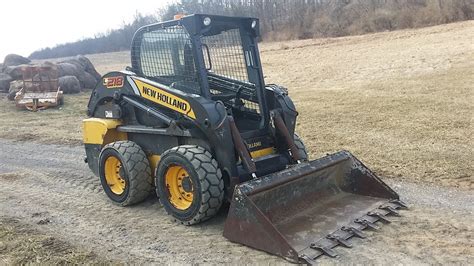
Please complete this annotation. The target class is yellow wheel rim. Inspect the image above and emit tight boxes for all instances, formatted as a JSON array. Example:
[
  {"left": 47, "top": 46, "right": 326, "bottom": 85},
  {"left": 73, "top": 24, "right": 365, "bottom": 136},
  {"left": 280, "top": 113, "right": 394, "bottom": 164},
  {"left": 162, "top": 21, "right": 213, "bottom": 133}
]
[
  {"left": 165, "top": 165, "right": 194, "bottom": 210},
  {"left": 104, "top": 156, "right": 126, "bottom": 195}
]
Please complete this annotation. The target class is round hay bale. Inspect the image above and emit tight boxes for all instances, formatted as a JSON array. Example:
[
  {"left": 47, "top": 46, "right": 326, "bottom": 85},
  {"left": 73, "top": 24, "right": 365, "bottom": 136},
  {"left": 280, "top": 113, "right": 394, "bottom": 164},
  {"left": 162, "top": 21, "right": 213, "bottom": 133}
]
[
  {"left": 0, "top": 73, "right": 13, "bottom": 92},
  {"left": 62, "top": 57, "right": 100, "bottom": 88},
  {"left": 3, "top": 65, "right": 27, "bottom": 80},
  {"left": 57, "top": 62, "right": 80, "bottom": 77},
  {"left": 61, "top": 59, "right": 85, "bottom": 71},
  {"left": 3, "top": 54, "right": 31, "bottom": 67},
  {"left": 76, "top": 55, "right": 101, "bottom": 79},
  {"left": 57, "top": 62, "right": 87, "bottom": 88},
  {"left": 40, "top": 61, "right": 57, "bottom": 68},
  {"left": 82, "top": 72, "right": 98, "bottom": 89},
  {"left": 59, "top": 75, "right": 81, "bottom": 94}
]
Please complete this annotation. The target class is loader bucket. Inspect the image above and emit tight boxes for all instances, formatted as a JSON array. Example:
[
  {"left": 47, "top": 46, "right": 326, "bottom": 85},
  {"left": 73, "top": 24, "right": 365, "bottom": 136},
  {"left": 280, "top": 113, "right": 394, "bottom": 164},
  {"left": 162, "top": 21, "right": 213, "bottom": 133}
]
[{"left": 223, "top": 151, "right": 407, "bottom": 264}]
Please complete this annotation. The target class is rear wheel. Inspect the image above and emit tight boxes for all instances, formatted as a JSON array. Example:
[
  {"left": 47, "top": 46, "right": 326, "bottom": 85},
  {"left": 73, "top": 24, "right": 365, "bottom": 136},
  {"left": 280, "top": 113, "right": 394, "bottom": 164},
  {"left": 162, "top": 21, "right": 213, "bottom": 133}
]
[
  {"left": 294, "top": 133, "right": 308, "bottom": 162},
  {"left": 156, "top": 145, "right": 224, "bottom": 225},
  {"left": 99, "top": 141, "right": 153, "bottom": 206}
]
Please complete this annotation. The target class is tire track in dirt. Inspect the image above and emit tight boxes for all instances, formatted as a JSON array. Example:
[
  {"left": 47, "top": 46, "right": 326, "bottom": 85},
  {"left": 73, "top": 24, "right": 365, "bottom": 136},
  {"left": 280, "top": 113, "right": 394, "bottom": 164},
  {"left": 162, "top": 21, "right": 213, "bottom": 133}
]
[
  {"left": 0, "top": 139, "right": 472, "bottom": 264},
  {"left": 0, "top": 139, "right": 278, "bottom": 264},
  {"left": 0, "top": 172, "right": 271, "bottom": 264}
]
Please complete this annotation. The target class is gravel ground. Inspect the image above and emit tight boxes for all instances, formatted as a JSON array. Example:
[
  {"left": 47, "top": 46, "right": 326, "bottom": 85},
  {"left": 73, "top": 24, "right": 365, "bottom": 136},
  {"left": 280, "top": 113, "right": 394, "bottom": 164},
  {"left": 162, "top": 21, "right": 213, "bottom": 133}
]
[{"left": 0, "top": 139, "right": 472, "bottom": 264}]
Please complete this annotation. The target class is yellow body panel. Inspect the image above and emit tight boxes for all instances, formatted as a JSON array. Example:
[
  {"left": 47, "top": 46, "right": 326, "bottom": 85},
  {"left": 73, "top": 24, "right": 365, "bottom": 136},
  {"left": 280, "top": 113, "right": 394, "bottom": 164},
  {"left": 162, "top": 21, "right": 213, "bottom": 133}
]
[
  {"left": 132, "top": 78, "right": 196, "bottom": 119},
  {"left": 250, "top": 147, "right": 275, "bottom": 159},
  {"left": 148, "top": 155, "right": 161, "bottom": 175},
  {"left": 82, "top": 118, "right": 127, "bottom": 145}
]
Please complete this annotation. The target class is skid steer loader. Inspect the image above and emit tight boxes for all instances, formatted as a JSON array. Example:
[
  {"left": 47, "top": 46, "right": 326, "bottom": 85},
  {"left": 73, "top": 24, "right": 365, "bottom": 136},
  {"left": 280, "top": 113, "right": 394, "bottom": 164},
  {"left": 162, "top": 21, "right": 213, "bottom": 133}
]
[{"left": 82, "top": 14, "right": 407, "bottom": 263}]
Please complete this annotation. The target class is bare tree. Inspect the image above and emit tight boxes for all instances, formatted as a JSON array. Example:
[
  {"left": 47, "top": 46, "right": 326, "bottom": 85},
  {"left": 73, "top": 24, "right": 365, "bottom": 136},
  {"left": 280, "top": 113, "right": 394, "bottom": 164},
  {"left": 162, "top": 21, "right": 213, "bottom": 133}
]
[{"left": 29, "top": 0, "right": 474, "bottom": 59}]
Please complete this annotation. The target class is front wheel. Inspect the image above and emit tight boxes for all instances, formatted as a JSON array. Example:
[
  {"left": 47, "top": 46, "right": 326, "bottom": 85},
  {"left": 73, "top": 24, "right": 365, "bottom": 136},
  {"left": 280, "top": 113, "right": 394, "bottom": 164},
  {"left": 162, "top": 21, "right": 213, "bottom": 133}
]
[{"left": 155, "top": 145, "right": 224, "bottom": 225}]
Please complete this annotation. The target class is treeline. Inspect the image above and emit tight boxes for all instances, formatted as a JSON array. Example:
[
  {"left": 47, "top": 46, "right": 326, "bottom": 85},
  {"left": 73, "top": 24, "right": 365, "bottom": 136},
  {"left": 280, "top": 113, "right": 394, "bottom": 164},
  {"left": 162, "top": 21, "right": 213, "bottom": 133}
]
[
  {"left": 30, "top": 0, "right": 474, "bottom": 59},
  {"left": 29, "top": 13, "right": 157, "bottom": 59},
  {"left": 173, "top": 0, "right": 473, "bottom": 40}
]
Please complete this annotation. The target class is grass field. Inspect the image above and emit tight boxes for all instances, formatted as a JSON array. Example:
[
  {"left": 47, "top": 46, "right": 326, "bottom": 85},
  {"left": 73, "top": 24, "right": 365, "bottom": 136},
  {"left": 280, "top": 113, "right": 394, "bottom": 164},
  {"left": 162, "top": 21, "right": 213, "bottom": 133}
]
[{"left": 1, "top": 21, "right": 472, "bottom": 189}]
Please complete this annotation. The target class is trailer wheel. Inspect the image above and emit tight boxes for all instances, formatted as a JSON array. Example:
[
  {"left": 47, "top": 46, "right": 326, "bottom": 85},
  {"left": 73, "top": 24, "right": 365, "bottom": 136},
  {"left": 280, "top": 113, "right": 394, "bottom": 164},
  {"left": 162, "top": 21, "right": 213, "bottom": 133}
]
[
  {"left": 156, "top": 145, "right": 224, "bottom": 225},
  {"left": 294, "top": 133, "right": 308, "bottom": 162},
  {"left": 99, "top": 141, "right": 153, "bottom": 206}
]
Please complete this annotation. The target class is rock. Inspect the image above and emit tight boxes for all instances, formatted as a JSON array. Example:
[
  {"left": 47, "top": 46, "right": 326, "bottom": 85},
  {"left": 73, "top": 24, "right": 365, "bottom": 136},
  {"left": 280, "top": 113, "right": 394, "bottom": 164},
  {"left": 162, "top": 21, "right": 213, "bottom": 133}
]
[
  {"left": 3, "top": 54, "right": 31, "bottom": 67},
  {"left": 59, "top": 75, "right": 80, "bottom": 94},
  {"left": 76, "top": 55, "right": 101, "bottom": 80},
  {"left": 0, "top": 73, "right": 13, "bottom": 92},
  {"left": 82, "top": 72, "right": 97, "bottom": 89},
  {"left": 3, "top": 65, "right": 27, "bottom": 80},
  {"left": 61, "top": 58, "right": 84, "bottom": 71},
  {"left": 40, "top": 61, "right": 56, "bottom": 68},
  {"left": 57, "top": 62, "right": 80, "bottom": 77},
  {"left": 57, "top": 62, "right": 88, "bottom": 87},
  {"left": 7, "top": 80, "right": 23, "bottom": 100},
  {"left": 59, "top": 59, "right": 88, "bottom": 88},
  {"left": 0, "top": 63, "right": 3, "bottom": 72},
  {"left": 59, "top": 56, "right": 100, "bottom": 89}
]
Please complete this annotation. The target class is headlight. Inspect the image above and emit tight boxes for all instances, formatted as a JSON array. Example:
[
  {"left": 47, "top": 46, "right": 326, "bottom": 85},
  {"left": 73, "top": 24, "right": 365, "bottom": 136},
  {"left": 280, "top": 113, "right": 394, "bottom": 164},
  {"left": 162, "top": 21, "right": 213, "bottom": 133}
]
[
  {"left": 251, "top": 20, "right": 257, "bottom": 29},
  {"left": 203, "top": 17, "right": 211, "bottom": 26}
]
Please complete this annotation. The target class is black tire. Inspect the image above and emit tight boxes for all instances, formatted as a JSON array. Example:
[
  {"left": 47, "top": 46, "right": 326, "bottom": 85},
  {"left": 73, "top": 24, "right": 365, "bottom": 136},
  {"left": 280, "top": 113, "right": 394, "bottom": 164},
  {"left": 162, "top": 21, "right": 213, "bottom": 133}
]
[
  {"left": 99, "top": 140, "right": 153, "bottom": 206},
  {"left": 294, "top": 133, "right": 308, "bottom": 162},
  {"left": 156, "top": 145, "right": 224, "bottom": 225}
]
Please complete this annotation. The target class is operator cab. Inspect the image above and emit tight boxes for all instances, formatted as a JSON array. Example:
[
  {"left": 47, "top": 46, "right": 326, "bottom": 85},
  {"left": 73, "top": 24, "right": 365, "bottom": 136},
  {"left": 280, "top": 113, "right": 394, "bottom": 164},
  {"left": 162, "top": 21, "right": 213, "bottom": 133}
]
[{"left": 130, "top": 14, "right": 268, "bottom": 133}]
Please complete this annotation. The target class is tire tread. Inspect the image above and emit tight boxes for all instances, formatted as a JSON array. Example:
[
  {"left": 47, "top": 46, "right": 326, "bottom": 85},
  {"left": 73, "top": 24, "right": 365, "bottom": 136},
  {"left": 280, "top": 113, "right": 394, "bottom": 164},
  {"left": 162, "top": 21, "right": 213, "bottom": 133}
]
[
  {"left": 102, "top": 141, "right": 153, "bottom": 206},
  {"left": 157, "top": 145, "right": 224, "bottom": 225}
]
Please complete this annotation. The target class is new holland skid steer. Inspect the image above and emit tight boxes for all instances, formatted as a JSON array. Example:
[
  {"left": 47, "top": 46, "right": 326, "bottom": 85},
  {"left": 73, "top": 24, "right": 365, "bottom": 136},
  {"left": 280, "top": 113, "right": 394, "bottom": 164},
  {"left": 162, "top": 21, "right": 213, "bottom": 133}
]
[{"left": 82, "top": 14, "right": 407, "bottom": 263}]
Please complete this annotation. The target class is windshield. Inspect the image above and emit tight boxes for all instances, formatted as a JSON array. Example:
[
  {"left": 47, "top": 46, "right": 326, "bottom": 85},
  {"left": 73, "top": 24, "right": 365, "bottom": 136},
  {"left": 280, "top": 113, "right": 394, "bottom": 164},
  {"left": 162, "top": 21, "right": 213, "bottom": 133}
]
[
  {"left": 202, "top": 28, "right": 260, "bottom": 116},
  {"left": 137, "top": 26, "right": 200, "bottom": 94},
  {"left": 202, "top": 28, "right": 249, "bottom": 82}
]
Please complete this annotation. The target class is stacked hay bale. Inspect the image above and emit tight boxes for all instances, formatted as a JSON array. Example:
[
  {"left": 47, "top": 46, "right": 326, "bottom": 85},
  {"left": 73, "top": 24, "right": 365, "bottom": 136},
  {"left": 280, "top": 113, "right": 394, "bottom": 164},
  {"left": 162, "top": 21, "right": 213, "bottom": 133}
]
[{"left": 0, "top": 54, "right": 101, "bottom": 100}]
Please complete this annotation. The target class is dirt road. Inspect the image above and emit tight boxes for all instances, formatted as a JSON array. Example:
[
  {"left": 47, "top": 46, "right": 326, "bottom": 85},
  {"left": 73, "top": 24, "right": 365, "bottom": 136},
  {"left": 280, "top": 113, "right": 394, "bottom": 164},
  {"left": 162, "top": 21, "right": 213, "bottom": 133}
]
[{"left": 0, "top": 139, "right": 472, "bottom": 264}]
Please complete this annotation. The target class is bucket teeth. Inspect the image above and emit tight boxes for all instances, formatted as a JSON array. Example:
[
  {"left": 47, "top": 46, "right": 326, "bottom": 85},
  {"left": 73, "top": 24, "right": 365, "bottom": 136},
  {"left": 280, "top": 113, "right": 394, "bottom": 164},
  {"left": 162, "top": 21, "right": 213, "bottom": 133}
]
[
  {"left": 327, "top": 234, "right": 353, "bottom": 248},
  {"left": 380, "top": 205, "right": 401, "bottom": 216},
  {"left": 390, "top": 199, "right": 408, "bottom": 209},
  {"left": 310, "top": 243, "right": 338, "bottom": 258},
  {"left": 367, "top": 211, "right": 391, "bottom": 223},
  {"left": 298, "top": 200, "right": 406, "bottom": 262},
  {"left": 355, "top": 218, "right": 380, "bottom": 230},
  {"left": 299, "top": 254, "right": 317, "bottom": 265},
  {"left": 341, "top": 226, "right": 367, "bottom": 239}
]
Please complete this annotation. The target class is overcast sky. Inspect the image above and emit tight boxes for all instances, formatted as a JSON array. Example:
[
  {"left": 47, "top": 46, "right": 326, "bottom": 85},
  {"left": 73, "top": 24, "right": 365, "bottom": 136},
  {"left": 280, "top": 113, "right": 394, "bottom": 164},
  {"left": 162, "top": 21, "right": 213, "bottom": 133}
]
[{"left": 0, "top": 0, "right": 172, "bottom": 61}]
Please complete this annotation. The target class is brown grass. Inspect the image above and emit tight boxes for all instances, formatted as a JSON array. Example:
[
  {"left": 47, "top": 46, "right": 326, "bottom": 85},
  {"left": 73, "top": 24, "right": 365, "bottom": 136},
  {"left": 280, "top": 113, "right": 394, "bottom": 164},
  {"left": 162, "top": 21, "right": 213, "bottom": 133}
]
[
  {"left": 0, "top": 93, "right": 89, "bottom": 145},
  {"left": 262, "top": 21, "right": 474, "bottom": 189},
  {"left": 0, "top": 217, "right": 112, "bottom": 264},
  {"left": 1, "top": 21, "right": 472, "bottom": 189}
]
